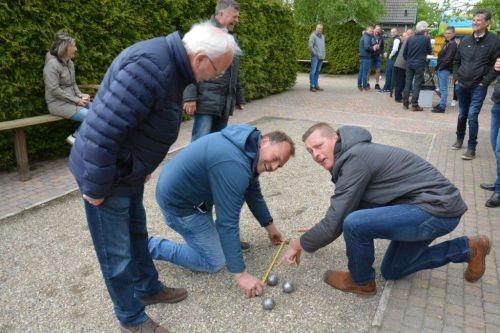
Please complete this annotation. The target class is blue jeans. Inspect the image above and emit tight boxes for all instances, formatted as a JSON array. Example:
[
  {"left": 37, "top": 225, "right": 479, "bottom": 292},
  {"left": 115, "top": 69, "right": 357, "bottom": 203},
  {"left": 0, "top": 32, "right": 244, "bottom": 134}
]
[
  {"left": 148, "top": 208, "right": 226, "bottom": 273},
  {"left": 357, "top": 58, "right": 371, "bottom": 88},
  {"left": 491, "top": 102, "right": 500, "bottom": 193},
  {"left": 342, "top": 204, "right": 469, "bottom": 284},
  {"left": 191, "top": 114, "right": 229, "bottom": 142},
  {"left": 309, "top": 55, "right": 323, "bottom": 88},
  {"left": 382, "top": 59, "right": 394, "bottom": 91},
  {"left": 84, "top": 192, "right": 165, "bottom": 326},
  {"left": 70, "top": 104, "right": 91, "bottom": 122},
  {"left": 455, "top": 84, "right": 488, "bottom": 151},
  {"left": 437, "top": 69, "right": 450, "bottom": 109}
]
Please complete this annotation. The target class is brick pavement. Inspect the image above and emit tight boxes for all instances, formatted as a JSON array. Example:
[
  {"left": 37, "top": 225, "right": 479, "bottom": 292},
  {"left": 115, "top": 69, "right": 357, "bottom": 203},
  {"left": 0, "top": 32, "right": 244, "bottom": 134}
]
[{"left": 0, "top": 74, "right": 498, "bottom": 332}]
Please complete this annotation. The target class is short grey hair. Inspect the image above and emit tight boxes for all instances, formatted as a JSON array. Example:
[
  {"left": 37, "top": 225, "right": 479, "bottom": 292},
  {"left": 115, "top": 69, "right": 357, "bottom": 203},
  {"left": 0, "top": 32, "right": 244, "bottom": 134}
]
[
  {"left": 50, "top": 31, "right": 75, "bottom": 59},
  {"left": 215, "top": 0, "right": 240, "bottom": 14},
  {"left": 182, "top": 21, "right": 242, "bottom": 59},
  {"left": 415, "top": 21, "right": 429, "bottom": 33}
]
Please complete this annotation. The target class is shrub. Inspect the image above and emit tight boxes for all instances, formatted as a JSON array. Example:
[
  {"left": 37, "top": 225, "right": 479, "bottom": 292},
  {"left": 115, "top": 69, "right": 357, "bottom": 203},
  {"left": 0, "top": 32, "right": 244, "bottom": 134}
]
[
  {"left": 0, "top": 0, "right": 297, "bottom": 170},
  {"left": 296, "top": 22, "right": 364, "bottom": 74}
]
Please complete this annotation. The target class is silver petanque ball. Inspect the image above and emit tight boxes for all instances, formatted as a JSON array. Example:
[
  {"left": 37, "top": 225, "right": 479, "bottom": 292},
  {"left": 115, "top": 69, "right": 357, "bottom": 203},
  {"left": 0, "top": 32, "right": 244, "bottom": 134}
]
[
  {"left": 261, "top": 297, "right": 275, "bottom": 310},
  {"left": 282, "top": 280, "right": 295, "bottom": 293},
  {"left": 267, "top": 274, "right": 278, "bottom": 286}
]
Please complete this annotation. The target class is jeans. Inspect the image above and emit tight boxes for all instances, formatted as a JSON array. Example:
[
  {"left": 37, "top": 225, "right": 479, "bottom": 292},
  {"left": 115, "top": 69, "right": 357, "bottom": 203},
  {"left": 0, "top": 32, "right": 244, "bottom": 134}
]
[
  {"left": 357, "top": 58, "right": 371, "bottom": 88},
  {"left": 191, "top": 114, "right": 229, "bottom": 142},
  {"left": 70, "top": 104, "right": 91, "bottom": 122},
  {"left": 84, "top": 192, "right": 164, "bottom": 326},
  {"left": 455, "top": 84, "right": 488, "bottom": 151},
  {"left": 491, "top": 102, "right": 500, "bottom": 193},
  {"left": 437, "top": 69, "right": 450, "bottom": 109},
  {"left": 148, "top": 208, "right": 226, "bottom": 273},
  {"left": 403, "top": 67, "right": 424, "bottom": 106},
  {"left": 342, "top": 204, "right": 469, "bottom": 284},
  {"left": 394, "top": 67, "right": 406, "bottom": 101},
  {"left": 382, "top": 59, "right": 395, "bottom": 91},
  {"left": 309, "top": 55, "right": 324, "bottom": 88}
]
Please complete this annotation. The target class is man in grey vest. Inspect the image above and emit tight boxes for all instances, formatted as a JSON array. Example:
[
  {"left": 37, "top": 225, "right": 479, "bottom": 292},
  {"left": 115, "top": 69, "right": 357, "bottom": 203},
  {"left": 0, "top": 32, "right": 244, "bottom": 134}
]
[
  {"left": 308, "top": 24, "right": 326, "bottom": 92},
  {"left": 183, "top": 0, "right": 245, "bottom": 142}
]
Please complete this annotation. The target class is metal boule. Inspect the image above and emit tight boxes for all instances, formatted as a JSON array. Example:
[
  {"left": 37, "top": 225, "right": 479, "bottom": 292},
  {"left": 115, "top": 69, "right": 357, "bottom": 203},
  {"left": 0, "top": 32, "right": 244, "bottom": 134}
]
[
  {"left": 282, "top": 280, "right": 295, "bottom": 293},
  {"left": 261, "top": 297, "right": 275, "bottom": 310},
  {"left": 267, "top": 274, "right": 278, "bottom": 286}
]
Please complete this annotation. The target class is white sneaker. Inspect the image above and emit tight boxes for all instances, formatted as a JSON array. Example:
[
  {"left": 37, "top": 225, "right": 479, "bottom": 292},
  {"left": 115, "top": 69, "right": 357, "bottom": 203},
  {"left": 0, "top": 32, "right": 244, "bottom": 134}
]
[
  {"left": 66, "top": 134, "right": 76, "bottom": 145},
  {"left": 451, "top": 100, "right": 457, "bottom": 107}
]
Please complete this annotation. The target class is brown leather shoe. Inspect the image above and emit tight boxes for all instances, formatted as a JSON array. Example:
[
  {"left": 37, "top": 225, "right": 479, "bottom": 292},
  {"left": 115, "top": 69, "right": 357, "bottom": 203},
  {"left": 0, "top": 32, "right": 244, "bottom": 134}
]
[
  {"left": 464, "top": 235, "right": 491, "bottom": 282},
  {"left": 323, "top": 270, "right": 376, "bottom": 296},
  {"left": 139, "top": 287, "right": 188, "bottom": 305},
  {"left": 120, "top": 317, "right": 169, "bottom": 333},
  {"left": 310, "top": 87, "right": 317, "bottom": 92}
]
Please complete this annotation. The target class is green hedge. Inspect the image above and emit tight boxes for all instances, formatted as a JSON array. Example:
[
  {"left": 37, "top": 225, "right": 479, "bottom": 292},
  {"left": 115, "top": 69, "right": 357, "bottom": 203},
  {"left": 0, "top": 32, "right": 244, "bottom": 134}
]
[
  {"left": 0, "top": 0, "right": 297, "bottom": 171},
  {"left": 297, "top": 22, "right": 363, "bottom": 74}
]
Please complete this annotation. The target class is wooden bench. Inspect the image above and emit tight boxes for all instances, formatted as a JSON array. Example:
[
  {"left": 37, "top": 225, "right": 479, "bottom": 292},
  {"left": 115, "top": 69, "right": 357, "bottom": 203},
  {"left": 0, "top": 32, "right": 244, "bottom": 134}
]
[
  {"left": 0, "top": 84, "right": 99, "bottom": 181},
  {"left": 297, "top": 59, "right": 329, "bottom": 64},
  {"left": 0, "top": 115, "right": 64, "bottom": 181}
]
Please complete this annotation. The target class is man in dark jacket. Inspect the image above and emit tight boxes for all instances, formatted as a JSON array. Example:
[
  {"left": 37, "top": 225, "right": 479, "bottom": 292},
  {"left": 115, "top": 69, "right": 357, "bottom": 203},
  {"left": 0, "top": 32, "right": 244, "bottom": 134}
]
[
  {"left": 280, "top": 123, "right": 491, "bottom": 296},
  {"left": 357, "top": 26, "right": 374, "bottom": 91},
  {"left": 452, "top": 9, "right": 500, "bottom": 160},
  {"left": 183, "top": 0, "right": 245, "bottom": 142},
  {"left": 68, "top": 23, "right": 239, "bottom": 332},
  {"left": 149, "top": 124, "right": 294, "bottom": 298},
  {"left": 402, "top": 21, "right": 432, "bottom": 111},
  {"left": 480, "top": 59, "right": 500, "bottom": 207},
  {"left": 371, "top": 25, "right": 384, "bottom": 90},
  {"left": 432, "top": 26, "right": 458, "bottom": 113}
]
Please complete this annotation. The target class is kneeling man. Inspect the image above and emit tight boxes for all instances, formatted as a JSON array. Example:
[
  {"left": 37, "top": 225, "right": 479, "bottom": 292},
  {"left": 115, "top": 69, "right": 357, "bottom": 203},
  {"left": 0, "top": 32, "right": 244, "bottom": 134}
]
[
  {"left": 281, "top": 123, "right": 490, "bottom": 296},
  {"left": 149, "top": 124, "right": 294, "bottom": 298}
]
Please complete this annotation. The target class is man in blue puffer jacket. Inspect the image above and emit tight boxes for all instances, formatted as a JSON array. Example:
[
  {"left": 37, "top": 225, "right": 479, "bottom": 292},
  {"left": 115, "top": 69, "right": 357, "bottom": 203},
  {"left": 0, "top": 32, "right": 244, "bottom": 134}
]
[
  {"left": 148, "top": 124, "right": 295, "bottom": 298},
  {"left": 68, "top": 22, "right": 240, "bottom": 332}
]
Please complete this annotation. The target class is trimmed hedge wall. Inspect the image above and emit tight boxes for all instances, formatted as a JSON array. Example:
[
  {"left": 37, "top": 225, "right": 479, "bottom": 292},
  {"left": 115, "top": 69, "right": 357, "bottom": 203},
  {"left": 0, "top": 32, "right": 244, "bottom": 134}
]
[
  {"left": 297, "top": 22, "right": 363, "bottom": 74},
  {"left": 0, "top": 0, "right": 297, "bottom": 171}
]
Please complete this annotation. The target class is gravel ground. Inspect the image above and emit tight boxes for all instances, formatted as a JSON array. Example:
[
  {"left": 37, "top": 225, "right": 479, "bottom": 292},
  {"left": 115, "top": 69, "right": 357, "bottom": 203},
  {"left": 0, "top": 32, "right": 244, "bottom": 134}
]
[{"left": 0, "top": 117, "right": 433, "bottom": 332}]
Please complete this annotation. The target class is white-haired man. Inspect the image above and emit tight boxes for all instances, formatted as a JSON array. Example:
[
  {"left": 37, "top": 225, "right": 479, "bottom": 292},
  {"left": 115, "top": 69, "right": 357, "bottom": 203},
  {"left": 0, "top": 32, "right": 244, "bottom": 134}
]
[
  {"left": 402, "top": 21, "right": 432, "bottom": 111},
  {"left": 69, "top": 22, "right": 239, "bottom": 333}
]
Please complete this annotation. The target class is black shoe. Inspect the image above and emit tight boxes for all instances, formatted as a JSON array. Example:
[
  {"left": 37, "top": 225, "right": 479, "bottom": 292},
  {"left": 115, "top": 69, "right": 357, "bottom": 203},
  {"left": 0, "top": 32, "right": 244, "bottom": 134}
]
[
  {"left": 480, "top": 183, "right": 495, "bottom": 191},
  {"left": 375, "top": 84, "right": 381, "bottom": 90},
  {"left": 310, "top": 87, "right": 317, "bottom": 92},
  {"left": 363, "top": 86, "right": 370, "bottom": 91},
  {"left": 403, "top": 103, "right": 409, "bottom": 110},
  {"left": 486, "top": 192, "right": 500, "bottom": 208},
  {"left": 451, "top": 139, "right": 463, "bottom": 150},
  {"left": 395, "top": 99, "right": 403, "bottom": 103},
  {"left": 431, "top": 105, "right": 445, "bottom": 113},
  {"left": 241, "top": 241, "right": 251, "bottom": 252},
  {"left": 461, "top": 149, "right": 476, "bottom": 160},
  {"left": 315, "top": 86, "right": 324, "bottom": 91},
  {"left": 410, "top": 105, "right": 423, "bottom": 112}
]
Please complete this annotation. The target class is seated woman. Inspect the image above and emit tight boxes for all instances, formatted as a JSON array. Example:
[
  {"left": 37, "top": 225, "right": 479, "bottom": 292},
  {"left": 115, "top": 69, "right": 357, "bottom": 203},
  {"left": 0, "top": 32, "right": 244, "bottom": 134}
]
[{"left": 43, "top": 32, "right": 91, "bottom": 144}]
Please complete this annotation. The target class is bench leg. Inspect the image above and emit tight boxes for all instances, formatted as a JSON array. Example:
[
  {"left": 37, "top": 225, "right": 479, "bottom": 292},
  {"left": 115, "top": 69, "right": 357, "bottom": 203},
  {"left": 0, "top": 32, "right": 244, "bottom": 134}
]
[{"left": 13, "top": 128, "right": 31, "bottom": 181}]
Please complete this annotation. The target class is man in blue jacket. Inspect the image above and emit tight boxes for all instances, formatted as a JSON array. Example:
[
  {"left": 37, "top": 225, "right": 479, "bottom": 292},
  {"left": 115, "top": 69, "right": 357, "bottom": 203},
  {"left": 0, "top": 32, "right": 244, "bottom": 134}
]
[
  {"left": 402, "top": 21, "right": 432, "bottom": 111},
  {"left": 148, "top": 124, "right": 294, "bottom": 298},
  {"left": 68, "top": 22, "right": 240, "bottom": 332}
]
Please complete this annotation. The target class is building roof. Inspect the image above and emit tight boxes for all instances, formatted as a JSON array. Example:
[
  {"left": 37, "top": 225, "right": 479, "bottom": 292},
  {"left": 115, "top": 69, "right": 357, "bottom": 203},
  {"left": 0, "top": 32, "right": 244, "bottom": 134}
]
[{"left": 379, "top": 0, "right": 418, "bottom": 25}]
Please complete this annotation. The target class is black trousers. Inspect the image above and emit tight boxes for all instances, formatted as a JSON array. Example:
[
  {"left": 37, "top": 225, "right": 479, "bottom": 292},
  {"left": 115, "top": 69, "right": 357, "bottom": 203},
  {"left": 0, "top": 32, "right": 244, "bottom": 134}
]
[{"left": 403, "top": 67, "right": 424, "bottom": 106}]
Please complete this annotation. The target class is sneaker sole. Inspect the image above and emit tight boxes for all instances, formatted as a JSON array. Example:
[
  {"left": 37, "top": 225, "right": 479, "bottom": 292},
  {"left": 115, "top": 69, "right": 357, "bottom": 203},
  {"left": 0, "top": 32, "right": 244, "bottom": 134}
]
[
  {"left": 461, "top": 155, "right": 475, "bottom": 160},
  {"left": 451, "top": 146, "right": 462, "bottom": 150}
]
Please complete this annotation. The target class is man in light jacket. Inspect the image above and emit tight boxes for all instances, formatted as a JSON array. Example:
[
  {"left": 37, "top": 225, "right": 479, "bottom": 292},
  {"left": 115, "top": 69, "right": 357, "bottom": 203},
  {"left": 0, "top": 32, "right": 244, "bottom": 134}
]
[
  {"left": 149, "top": 124, "right": 294, "bottom": 298},
  {"left": 308, "top": 24, "right": 326, "bottom": 92}
]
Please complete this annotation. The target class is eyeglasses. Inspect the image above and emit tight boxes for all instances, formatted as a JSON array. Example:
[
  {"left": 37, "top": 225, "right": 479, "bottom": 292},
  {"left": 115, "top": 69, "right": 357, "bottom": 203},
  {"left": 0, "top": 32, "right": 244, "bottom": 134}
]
[{"left": 206, "top": 56, "right": 225, "bottom": 79}]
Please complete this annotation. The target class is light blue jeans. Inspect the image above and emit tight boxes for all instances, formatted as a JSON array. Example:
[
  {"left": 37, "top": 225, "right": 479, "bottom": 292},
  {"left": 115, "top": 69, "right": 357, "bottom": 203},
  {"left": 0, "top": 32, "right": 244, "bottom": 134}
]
[
  {"left": 309, "top": 55, "right": 324, "bottom": 88},
  {"left": 71, "top": 104, "right": 91, "bottom": 122},
  {"left": 148, "top": 208, "right": 226, "bottom": 273},
  {"left": 437, "top": 69, "right": 450, "bottom": 109}
]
